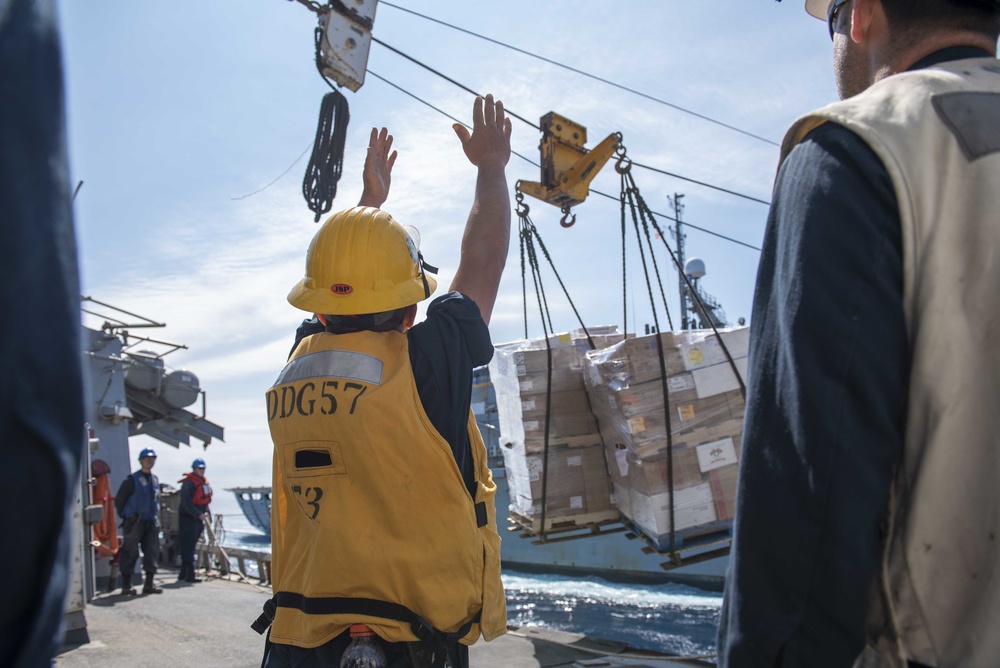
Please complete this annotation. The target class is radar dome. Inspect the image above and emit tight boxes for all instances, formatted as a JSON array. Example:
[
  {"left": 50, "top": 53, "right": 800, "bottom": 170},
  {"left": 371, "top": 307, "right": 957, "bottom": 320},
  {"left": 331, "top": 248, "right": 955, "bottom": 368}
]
[{"left": 684, "top": 257, "right": 706, "bottom": 279}]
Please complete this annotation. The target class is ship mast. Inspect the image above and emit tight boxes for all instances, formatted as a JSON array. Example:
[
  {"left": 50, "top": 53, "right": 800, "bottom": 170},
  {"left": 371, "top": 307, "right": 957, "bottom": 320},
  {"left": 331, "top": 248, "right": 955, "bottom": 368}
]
[
  {"left": 670, "top": 194, "right": 730, "bottom": 330},
  {"left": 670, "top": 193, "right": 691, "bottom": 330}
]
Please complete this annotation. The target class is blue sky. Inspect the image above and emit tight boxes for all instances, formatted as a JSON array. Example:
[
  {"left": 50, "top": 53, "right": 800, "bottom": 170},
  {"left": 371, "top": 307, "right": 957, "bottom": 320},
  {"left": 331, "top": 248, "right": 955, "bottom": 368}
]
[{"left": 60, "top": 1, "right": 839, "bottom": 497}]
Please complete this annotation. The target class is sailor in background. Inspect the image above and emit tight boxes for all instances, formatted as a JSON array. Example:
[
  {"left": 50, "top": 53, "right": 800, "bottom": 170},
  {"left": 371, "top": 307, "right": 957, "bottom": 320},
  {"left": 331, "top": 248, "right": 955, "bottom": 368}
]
[
  {"left": 719, "top": 0, "right": 1000, "bottom": 666},
  {"left": 254, "top": 94, "right": 511, "bottom": 668},
  {"left": 115, "top": 448, "right": 163, "bottom": 596},
  {"left": 177, "top": 458, "right": 213, "bottom": 583}
]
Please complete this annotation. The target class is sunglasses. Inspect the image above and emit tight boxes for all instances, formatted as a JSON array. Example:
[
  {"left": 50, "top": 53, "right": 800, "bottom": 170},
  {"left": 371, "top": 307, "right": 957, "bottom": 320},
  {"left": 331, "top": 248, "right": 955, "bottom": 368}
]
[{"left": 828, "top": 0, "right": 850, "bottom": 40}]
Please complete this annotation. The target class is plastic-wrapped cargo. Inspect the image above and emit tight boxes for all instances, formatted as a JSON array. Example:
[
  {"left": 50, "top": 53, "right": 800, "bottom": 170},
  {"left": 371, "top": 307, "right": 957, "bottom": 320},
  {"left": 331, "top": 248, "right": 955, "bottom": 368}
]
[
  {"left": 489, "top": 327, "right": 625, "bottom": 532},
  {"left": 583, "top": 327, "right": 748, "bottom": 549}
]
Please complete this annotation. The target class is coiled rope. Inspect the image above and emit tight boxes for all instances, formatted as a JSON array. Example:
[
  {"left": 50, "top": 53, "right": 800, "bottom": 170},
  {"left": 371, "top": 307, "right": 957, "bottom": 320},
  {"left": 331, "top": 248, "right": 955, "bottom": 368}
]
[{"left": 302, "top": 89, "right": 350, "bottom": 222}]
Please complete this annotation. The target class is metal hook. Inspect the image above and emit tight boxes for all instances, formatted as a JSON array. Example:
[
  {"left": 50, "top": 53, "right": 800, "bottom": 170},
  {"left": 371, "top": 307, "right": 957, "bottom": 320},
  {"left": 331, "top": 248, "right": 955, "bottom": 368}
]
[
  {"left": 615, "top": 155, "right": 632, "bottom": 175},
  {"left": 515, "top": 192, "right": 530, "bottom": 218},
  {"left": 614, "top": 140, "right": 631, "bottom": 174},
  {"left": 559, "top": 207, "right": 576, "bottom": 228}
]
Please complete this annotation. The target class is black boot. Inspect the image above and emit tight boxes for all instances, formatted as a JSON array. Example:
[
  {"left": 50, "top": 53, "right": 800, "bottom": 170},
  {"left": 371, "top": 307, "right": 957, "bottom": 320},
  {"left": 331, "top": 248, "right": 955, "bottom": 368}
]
[
  {"left": 185, "top": 565, "right": 202, "bottom": 583},
  {"left": 121, "top": 573, "right": 136, "bottom": 596},
  {"left": 178, "top": 563, "right": 190, "bottom": 582},
  {"left": 142, "top": 572, "right": 163, "bottom": 594}
]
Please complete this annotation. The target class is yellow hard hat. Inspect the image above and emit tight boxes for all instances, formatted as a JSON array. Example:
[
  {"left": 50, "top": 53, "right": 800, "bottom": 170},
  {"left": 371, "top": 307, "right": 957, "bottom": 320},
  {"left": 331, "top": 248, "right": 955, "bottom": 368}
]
[{"left": 287, "top": 206, "right": 438, "bottom": 315}]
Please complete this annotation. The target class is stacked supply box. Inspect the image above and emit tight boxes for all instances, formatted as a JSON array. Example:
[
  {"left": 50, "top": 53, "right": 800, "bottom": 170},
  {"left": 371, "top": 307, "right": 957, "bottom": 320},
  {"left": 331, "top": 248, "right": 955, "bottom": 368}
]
[
  {"left": 584, "top": 327, "right": 749, "bottom": 550},
  {"left": 489, "top": 327, "right": 626, "bottom": 533}
]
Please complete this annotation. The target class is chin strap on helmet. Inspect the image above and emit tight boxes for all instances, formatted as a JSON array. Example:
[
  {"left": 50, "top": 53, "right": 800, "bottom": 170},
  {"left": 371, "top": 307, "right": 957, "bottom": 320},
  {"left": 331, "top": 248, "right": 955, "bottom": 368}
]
[{"left": 418, "top": 252, "right": 438, "bottom": 299}]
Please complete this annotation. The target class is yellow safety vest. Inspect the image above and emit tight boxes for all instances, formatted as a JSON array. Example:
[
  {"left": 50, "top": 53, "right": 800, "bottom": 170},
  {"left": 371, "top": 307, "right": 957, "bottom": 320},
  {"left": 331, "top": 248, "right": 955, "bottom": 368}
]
[{"left": 265, "top": 329, "right": 506, "bottom": 649}]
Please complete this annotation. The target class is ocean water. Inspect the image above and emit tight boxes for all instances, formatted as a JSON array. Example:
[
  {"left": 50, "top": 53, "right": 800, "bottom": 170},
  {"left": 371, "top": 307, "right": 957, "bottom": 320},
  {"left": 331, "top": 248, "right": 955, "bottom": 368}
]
[{"left": 212, "top": 503, "right": 723, "bottom": 660}]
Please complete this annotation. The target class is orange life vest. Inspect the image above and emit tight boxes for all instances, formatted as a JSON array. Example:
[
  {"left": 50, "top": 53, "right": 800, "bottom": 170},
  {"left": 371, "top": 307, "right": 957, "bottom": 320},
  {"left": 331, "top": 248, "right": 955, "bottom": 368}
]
[{"left": 179, "top": 472, "right": 213, "bottom": 506}]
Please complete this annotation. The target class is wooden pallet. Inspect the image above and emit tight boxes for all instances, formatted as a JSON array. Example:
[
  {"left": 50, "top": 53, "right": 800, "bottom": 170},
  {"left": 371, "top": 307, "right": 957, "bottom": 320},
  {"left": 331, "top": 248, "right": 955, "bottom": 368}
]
[
  {"left": 619, "top": 515, "right": 733, "bottom": 571},
  {"left": 507, "top": 508, "right": 627, "bottom": 544}
]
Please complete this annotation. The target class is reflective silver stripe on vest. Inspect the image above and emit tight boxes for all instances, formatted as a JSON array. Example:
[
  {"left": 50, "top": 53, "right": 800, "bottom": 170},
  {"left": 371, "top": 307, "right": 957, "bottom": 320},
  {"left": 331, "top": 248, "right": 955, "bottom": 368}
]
[{"left": 273, "top": 350, "right": 384, "bottom": 387}]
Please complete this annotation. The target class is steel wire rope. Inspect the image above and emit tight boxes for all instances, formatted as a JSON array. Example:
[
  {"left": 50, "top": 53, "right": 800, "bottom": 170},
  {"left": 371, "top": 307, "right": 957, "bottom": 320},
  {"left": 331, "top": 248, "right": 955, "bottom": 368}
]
[
  {"left": 379, "top": 0, "right": 779, "bottom": 148},
  {"left": 370, "top": 38, "right": 772, "bottom": 207},
  {"left": 231, "top": 141, "right": 314, "bottom": 201},
  {"left": 615, "top": 156, "right": 745, "bottom": 568},
  {"left": 627, "top": 178, "right": 676, "bottom": 333},
  {"left": 519, "top": 211, "right": 556, "bottom": 541},
  {"left": 372, "top": 38, "right": 540, "bottom": 130},
  {"left": 629, "top": 161, "right": 771, "bottom": 206},
  {"left": 517, "top": 197, "right": 607, "bottom": 542},
  {"left": 622, "top": 164, "right": 747, "bottom": 399},
  {"left": 366, "top": 71, "right": 763, "bottom": 252},
  {"left": 620, "top": 167, "right": 680, "bottom": 561}
]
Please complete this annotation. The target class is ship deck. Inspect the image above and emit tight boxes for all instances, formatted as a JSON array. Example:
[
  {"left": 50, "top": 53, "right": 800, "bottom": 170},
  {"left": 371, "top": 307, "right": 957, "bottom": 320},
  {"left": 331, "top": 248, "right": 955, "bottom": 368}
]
[{"left": 55, "top": 568, "right": 714, "bottom": 667}]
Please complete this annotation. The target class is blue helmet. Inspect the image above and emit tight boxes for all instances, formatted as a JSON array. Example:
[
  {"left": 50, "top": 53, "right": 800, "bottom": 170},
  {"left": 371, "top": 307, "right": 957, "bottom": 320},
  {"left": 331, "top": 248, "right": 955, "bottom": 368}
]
[
  {"left": 138, "top": 448, "right": 157, "bottom": 460},
  {"left": 192, "top": 458, "right": 206, "bottom": 469}
]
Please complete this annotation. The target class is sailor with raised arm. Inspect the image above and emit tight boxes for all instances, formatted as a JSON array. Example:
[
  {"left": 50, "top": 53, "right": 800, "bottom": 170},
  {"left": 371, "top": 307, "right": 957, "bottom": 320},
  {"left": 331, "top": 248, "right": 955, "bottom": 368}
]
[{"left": 256, "top": 94, "right": 513, "bottom": 668}]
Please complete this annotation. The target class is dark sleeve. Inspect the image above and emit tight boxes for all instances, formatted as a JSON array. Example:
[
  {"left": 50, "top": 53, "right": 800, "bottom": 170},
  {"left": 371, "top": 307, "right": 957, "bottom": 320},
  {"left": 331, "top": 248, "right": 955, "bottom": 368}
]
[
  {"left": 179, "top": 479, "right": 198, "bottom": 518},
  {"left": 0, "top": 2, "right": 85, "bottom": 666},
  {"left": 115, "top": 476, "right": 134, "bottom": 517},
  {"left": 718, "top": 123, "right": 909, "bottom": 667},
  {"left": 289, "top": 317, "right": 326, "bottom": 360},
  {"left": 408, "top": 292, "right": 494, "bottom": 498}
]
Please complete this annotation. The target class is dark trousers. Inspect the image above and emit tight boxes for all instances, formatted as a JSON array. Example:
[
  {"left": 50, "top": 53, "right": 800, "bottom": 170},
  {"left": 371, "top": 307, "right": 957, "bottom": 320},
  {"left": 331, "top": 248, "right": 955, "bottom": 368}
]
[
  {"left": 178, "top": 514, "right": 204, "bottom": 566},
  {"left": 264, "top": 631, "right": 470, "bottom": 668},
  {"left": 119, "top": 518, "right": 159, "bottom": 579}
]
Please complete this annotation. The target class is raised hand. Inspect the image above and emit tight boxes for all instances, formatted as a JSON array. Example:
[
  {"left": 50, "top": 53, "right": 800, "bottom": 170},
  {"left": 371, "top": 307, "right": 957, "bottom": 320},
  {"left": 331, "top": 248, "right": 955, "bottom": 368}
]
[
  {"left": 452, "top": 94, "right": 512, "bottom": 172},
  {"left": 358, "top": 126, "right": 397, "bottom": 208}
]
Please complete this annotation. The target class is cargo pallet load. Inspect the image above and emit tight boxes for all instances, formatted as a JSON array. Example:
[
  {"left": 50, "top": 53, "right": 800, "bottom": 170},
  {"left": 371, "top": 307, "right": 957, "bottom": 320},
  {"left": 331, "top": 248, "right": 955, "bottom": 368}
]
[
  {"left": 583, "top": 327, "right": 748, "bottom": 563},
  {"left": 489, "top": 328, "right": 626, "bottom": 540},
  {"left": 490, "top": 324, "right": 748, "bottom": 568}
]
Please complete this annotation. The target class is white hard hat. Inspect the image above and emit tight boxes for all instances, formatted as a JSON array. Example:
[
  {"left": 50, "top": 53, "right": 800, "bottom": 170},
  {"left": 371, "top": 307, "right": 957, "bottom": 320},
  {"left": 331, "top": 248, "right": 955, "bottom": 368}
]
[{"left": 805, "top": 0, "right": 835, "bottom": 20}]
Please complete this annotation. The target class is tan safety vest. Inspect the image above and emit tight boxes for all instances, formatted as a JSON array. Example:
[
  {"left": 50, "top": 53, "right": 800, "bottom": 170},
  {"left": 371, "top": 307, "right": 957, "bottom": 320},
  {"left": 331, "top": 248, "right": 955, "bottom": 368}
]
[
  {"left": 265, "top": 330, "right": 506, "bottom": 648},
  {"left": 780, "top": 58, "right": 1000, "bottom": 668}
]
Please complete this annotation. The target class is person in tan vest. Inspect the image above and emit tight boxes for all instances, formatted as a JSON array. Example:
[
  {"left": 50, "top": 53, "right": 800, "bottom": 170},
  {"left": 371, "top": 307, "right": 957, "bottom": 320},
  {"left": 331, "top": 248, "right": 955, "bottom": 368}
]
[
  {"left": 719, "top": 1, "right": 1000, "bottom": 667},
  {"left": 253, "top": 94, "right": 511, "bottom": 668}
]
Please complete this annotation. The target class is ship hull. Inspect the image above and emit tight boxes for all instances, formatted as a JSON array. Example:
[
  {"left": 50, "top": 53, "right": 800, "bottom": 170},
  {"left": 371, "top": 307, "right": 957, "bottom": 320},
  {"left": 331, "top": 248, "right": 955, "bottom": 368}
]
[
  {"left": 231, "top": 479, "right": 727, "bottom": 592},
  {"left": 493, "top": 472, "right": 727, "bottom": 591}
]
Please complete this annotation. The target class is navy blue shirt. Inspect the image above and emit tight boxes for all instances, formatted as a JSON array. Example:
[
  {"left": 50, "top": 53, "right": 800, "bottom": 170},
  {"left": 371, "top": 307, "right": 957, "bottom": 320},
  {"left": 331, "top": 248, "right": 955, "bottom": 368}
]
[
  {"left": 718, "top": 47, "right": 992, "bottom": 667},
  {"left": 291, "top": 291, "right": 493, "bottom": 499}
]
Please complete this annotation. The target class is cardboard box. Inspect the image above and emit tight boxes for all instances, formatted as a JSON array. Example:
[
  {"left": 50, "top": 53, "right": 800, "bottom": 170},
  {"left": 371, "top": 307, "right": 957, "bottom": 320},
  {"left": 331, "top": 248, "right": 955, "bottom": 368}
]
[
  {"left": 691, "top": 357, "right": 749, "bottom": 399},
  {"left": 627, "top": 448, "right": 705, "bottom": 495},
  {"left": 677, "top": 328, "right": 750, "bottom": 371},
  {"left": 504, "top": 441, "right": 617, "bottom": 529},
  {"left": 631, "top": 422, "right": 744, "bottom": 460},
  {"left": 589, "top": 374, "right": 700, "bottom": 419},
  {"left": 517, "top": 367, "right": 586, "bottom": 394},
  {"left": 628, "top": 483, "right": 718, "bottom": 541},
  {"left": 620, "top": 390, "right": 745, "bottom": 450},
  {"left": 522, "top": 433, "right": 604, "bottom": 454},
  {"left": 695, "top": 437, "right": 739, "bottom": 473},
  {"left": 513, "top": 346, "right": 585, "bottom": 374},
  {"left": 519, "top": 388, "right": 591, "bottom": 418},
  {"left": 585, "top": 327, "right": 748, "bottom": 392},
  {"left": 611, "top": 481, "right": 631, "bottom": 518},
  {"left": 709, "top": 464, "right": 739, "bottom": 521},
  {"left": 523, "top": 411, "right": 599, "bottom": 439}
]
